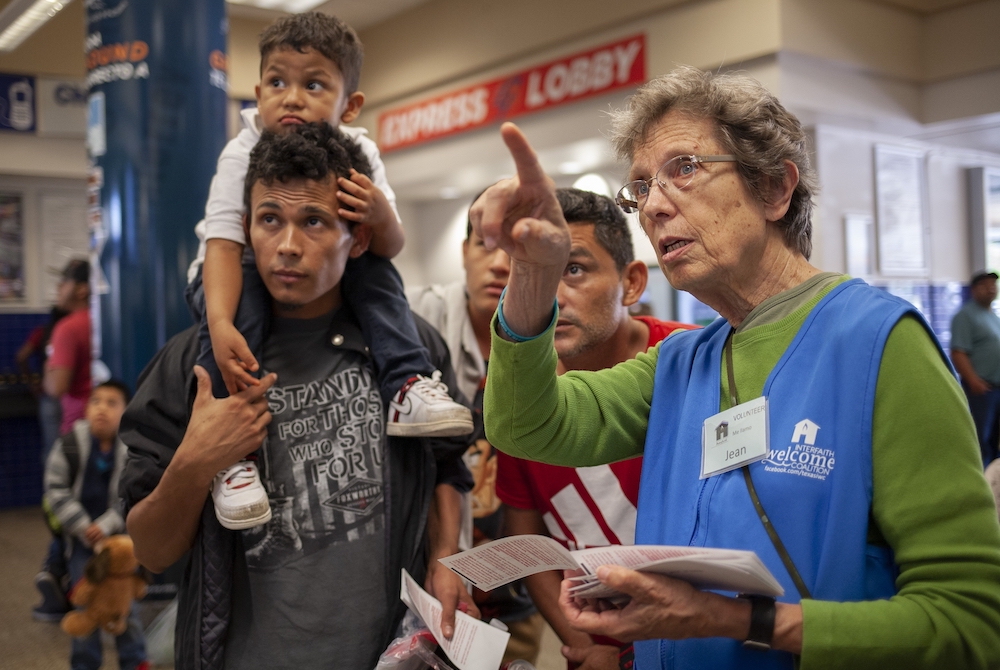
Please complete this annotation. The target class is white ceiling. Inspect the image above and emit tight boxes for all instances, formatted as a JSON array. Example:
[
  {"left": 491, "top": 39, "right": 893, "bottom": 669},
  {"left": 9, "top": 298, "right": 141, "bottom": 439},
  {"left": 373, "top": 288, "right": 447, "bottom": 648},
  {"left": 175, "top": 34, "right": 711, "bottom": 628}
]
[{"left": 226, "top": 0, "right": 432, "bottom": 30}]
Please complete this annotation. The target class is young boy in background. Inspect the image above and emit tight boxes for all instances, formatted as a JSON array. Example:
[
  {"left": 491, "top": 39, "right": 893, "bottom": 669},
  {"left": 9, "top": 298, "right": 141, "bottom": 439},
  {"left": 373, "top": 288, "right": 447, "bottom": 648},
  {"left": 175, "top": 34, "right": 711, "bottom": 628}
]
[
  {"left": 186, "top": 12, "right": 472, "bottom": 531},
  {"left": 44, "top": 380, "right": 149, "bottom": 670}
]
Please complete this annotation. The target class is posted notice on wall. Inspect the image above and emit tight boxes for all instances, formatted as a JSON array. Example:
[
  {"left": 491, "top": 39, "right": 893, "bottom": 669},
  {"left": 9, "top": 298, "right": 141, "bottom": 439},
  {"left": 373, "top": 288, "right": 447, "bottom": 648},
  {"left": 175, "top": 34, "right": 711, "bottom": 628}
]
[{"left": 400, "top": 570, "right": 509, "bottom": 670}]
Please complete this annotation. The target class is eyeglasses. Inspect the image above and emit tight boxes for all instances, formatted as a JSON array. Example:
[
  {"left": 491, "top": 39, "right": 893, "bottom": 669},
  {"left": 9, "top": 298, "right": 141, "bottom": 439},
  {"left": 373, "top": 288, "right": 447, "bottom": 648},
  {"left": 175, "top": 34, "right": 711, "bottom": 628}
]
[{"left": 615, "top": 154, "right": 738, "bottom": 213}]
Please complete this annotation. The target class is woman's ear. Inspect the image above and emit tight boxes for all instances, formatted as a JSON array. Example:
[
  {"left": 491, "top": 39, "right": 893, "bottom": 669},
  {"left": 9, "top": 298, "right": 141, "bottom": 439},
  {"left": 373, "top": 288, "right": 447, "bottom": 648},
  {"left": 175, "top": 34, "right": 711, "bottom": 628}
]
[{"left": 762, "top": 160, "right": 799, "bottom": 223}]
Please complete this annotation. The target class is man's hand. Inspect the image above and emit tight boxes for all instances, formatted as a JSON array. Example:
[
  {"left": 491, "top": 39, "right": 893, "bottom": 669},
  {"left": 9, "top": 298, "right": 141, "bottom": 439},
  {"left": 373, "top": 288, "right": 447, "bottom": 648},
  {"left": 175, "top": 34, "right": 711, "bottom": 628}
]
[
  {"left": 968, "top": 376, "right": 992, "bottom": 395},
  {"left": 562, "top": 642, "right": 621, "bottom": 670},
  {"left": 177, "top": 365, "right": 275, "bottom": 481},
  {"left": 337, "top": 170, "right": 403, "bottom": 258},
  {"left": 469, "top": 123, "right": 570, "bottom": 338},
  {"left": 425, "top": 558, "right": 480, "bottom": 640},
  {"left": 83, "top": 522, "right": 106, "bottom": 548},
  {"left": 209, "top": 320, "right": 260, "bottom": 395}
]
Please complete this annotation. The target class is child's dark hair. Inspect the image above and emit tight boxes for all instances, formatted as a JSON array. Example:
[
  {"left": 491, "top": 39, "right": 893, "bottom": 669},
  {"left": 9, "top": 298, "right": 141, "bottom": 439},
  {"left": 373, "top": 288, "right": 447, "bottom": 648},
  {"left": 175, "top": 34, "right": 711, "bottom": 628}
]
[
  {"left": 259, "top": 12, "right": 364, "bottom": 95},
  {"left": 94, "top": 379, "right": 131, "bottom": 404},
  {"left": 244, "top": 122, "right": 373, "bottom": 216}
]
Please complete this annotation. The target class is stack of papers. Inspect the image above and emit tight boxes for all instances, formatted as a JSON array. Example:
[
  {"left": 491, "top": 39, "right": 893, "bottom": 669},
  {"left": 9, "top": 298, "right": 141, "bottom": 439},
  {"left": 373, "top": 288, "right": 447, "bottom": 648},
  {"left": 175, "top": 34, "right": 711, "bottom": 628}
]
[
  {"left": 399, "top": 569, "right": 510, "bottom": 670},
  {"left": 438, "top": 535, "right": 783, "bottom": 600}
]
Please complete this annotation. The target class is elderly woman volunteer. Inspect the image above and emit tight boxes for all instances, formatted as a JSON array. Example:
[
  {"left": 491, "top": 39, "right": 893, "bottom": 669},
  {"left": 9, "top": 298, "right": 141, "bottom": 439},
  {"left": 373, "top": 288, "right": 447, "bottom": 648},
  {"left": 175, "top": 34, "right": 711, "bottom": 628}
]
[{"left": 472, "top": 67, "right": 1000, "bottom": 670}]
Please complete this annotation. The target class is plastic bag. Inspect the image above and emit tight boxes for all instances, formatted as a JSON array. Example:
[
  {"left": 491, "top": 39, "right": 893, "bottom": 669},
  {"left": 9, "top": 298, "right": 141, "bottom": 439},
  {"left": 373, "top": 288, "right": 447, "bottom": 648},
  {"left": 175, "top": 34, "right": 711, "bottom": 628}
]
[
  {"left": 376, "top": 611, "right": 456, "bottom": 670},
  {"left": 143, "top": 597, "right": 177, "bottom": 666}
]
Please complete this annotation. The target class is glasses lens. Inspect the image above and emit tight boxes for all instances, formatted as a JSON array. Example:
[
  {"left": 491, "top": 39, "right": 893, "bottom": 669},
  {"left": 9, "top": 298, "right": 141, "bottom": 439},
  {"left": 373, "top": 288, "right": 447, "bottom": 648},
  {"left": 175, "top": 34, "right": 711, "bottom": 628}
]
[
  {"left": 658, "top": 156, "right": 699, "bottom": 191},
  {"left": 617, "top": 181, "right": 646, "bottom": 213}
]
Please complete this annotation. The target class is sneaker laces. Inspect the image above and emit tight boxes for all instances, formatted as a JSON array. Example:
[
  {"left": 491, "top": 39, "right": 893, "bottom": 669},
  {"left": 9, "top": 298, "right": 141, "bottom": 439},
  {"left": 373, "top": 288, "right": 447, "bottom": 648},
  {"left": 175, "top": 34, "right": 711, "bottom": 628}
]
[
  {"left": 219, "top": 463, "right": 257, "bottom": 491},
  {"left": 408, "top": 370, "right": 451, "bottom": 401}
]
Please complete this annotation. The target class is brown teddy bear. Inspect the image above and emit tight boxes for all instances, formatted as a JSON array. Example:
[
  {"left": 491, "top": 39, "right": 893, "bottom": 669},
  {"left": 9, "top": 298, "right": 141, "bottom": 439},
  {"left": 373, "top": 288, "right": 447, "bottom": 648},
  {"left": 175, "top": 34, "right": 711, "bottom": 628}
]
[{"left": 61, "top": 534, "right": 149, "bottom": 637}]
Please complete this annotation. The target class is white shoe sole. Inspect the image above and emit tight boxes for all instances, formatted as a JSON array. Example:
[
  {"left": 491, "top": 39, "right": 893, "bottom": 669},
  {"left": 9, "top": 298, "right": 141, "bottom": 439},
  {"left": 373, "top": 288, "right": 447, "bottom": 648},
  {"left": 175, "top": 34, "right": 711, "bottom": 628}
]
[
  {"left": 215, "top": 506, "right": 272, "bottom": 531},
  {"left": 386, "top": 417, "right": 474, "bottom": 437}
]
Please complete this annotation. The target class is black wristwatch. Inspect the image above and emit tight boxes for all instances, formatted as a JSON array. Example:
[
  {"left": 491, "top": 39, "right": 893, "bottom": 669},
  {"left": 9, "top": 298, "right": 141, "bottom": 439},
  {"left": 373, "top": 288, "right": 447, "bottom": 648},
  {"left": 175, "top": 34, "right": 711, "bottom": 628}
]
[{"left": 740, "top": 594, "right": 776, "bottom": 651}]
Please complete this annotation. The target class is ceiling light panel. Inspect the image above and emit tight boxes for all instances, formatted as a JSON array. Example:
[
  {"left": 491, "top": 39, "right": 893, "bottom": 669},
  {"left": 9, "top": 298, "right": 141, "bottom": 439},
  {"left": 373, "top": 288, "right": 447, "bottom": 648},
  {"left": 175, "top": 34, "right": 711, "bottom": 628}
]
[
  {"left": 0, "top": 0, "right": 72, "bottom": 52},
  {"left": 226, "top": 0, "right": 327, "bottom": 12}
]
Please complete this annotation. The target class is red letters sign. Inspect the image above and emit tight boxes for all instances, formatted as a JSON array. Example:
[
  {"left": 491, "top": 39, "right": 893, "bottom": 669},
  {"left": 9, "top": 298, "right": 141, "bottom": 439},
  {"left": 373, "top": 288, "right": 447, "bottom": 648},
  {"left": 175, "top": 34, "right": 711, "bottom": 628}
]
[{"left": 377, "top": 34, "right": 645, "bottom": 153}]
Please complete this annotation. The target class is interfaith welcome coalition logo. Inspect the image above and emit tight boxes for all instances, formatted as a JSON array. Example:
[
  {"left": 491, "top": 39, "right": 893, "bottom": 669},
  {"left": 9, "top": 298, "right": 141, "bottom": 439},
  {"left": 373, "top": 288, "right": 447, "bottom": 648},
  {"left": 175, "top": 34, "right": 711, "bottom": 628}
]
[{"left": 763, "top": 419, "right": 835, "bottom": 481}]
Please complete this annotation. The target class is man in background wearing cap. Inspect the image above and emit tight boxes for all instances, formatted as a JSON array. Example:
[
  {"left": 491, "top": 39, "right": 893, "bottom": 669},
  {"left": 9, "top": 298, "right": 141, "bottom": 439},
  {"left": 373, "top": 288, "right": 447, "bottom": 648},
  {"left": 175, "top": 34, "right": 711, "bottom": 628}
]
[
  {"left": 44, "top": 259, "right": 92, "bottom": 435},
  {"left": 951, "top": 271, "right": 1000, "bottom": 466},
  {"left": 32, "top": 259, "right": 93, "bottom": 622}
]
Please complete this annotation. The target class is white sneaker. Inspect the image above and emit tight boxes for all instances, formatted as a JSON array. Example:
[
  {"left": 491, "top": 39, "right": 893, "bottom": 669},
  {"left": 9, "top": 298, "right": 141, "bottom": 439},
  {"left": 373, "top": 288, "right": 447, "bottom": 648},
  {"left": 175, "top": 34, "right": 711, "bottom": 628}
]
[
  {"left": 387, "top": 371, "right": 474, "bottom": 437},
  {"left": 212, "top": 461, "right": 272, "bottom": 530}
]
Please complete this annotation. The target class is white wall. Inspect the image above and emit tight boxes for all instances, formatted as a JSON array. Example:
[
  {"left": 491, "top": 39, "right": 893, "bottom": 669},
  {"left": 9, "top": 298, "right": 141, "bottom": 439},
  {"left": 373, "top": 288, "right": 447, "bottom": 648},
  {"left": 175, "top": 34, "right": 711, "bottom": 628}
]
[{"left": 813, "top": 125, "right": 1000, "bottom": 282}]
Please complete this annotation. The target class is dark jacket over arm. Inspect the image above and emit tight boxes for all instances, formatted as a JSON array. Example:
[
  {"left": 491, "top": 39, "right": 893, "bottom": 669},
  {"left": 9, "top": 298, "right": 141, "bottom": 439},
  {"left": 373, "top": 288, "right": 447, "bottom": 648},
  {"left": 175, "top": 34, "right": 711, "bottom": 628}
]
[{"left": 119, "top": 313, "right": 470, "bottom": 670}]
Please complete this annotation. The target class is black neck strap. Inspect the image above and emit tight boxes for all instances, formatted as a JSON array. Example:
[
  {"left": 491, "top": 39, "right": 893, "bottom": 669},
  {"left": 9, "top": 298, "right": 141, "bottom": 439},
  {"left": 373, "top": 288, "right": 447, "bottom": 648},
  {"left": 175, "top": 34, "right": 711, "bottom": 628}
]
[{"left": 725, "top": 333, "right": 812, "bottom": 601}]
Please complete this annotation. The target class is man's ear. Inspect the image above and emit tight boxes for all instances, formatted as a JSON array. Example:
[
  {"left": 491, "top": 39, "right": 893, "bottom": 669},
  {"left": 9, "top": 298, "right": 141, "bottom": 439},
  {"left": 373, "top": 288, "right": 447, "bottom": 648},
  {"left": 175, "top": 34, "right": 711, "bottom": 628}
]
[
  {"left": 254, "top": 84, "right": 262, "bottom": 105},
  {"left": 762, "top": 160, "right": 799, "bottom": 223},
  {"left": 348, "top": 222, "right": 373, "bottom": 258},
  {"left": 621, "top": 260, "right": 648, "bottom": 307},
  {"left": 339, "top": 92, "right": 365, "bottom": 125},
  {"left": 242, "top": 212, "right": 251, "bottom": 246}
]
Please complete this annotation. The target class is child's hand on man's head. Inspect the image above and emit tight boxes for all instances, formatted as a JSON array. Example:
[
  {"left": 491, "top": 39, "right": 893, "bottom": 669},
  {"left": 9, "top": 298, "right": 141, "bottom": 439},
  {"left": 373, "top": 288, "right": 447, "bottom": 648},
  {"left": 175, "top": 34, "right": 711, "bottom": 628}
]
[
  {"left": 209, "top": 320, "right": 261, "bottom": 395},
  {"left": 337, "top": 169, "right": 395, "bottom": 231}
]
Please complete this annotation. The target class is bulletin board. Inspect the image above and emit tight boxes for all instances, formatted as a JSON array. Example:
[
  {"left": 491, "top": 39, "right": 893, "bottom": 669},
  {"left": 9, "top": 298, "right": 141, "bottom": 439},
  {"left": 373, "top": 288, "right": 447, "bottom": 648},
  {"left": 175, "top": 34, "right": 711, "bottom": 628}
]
[
  {"left": 874, "top": 145, "right": 929, "bottom": 276},
  {"left": 0, "top": 193, "right": 24, "bottom": 300}
]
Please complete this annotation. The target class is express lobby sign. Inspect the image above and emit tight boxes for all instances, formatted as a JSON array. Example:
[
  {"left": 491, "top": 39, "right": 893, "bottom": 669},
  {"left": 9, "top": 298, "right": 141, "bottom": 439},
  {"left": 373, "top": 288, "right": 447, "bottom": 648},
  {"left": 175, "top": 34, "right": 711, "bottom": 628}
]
[{"left": 377, "top": 34, "right": 646, "bottom": 153}]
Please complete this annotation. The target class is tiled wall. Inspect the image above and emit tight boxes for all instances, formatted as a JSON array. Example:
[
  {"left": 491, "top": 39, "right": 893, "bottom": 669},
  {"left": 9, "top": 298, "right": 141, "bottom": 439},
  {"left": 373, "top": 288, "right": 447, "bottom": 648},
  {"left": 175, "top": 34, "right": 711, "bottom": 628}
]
[
  {"left": 0, "top": 311, "right": 49, "bottom": 508},
  {"left": 875, "top": 282, "right": 968, "bottom": 353}
]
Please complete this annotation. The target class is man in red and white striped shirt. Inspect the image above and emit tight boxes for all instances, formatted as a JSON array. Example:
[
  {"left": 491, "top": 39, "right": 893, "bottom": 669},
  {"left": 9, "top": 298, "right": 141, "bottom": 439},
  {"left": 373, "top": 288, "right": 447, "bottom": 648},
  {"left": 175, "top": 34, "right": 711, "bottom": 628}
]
[{"left": 496, "top": 187, "right": 694, "bottom": 670}]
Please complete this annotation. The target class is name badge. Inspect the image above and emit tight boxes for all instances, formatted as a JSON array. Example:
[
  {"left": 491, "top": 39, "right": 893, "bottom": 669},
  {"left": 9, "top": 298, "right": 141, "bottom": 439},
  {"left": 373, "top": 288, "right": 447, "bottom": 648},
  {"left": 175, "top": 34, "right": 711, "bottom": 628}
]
[{"left": 701, "top": 396, "right": 769, "bottom": 479}]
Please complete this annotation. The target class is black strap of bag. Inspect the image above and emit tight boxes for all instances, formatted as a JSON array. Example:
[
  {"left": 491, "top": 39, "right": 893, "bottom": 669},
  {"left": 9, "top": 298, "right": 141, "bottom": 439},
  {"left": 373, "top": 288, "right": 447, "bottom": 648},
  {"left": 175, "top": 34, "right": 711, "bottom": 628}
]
[{"left": 724, "top": 333, "right": 812, "bottom": 601}]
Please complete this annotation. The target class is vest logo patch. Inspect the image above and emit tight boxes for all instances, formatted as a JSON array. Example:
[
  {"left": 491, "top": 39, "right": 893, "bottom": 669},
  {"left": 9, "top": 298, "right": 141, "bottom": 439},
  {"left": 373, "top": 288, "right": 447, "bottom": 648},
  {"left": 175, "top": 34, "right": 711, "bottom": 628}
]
[{"left": 763, "top": 419, "right": 835, "bottom": 481}]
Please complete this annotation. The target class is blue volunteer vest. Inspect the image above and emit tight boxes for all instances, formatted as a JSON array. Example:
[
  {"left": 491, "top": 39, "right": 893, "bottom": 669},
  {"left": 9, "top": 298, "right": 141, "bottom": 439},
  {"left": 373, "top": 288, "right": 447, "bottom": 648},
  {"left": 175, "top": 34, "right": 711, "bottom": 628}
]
[{"left": 633, "top": 279, "right": 946, "bottom": 670}]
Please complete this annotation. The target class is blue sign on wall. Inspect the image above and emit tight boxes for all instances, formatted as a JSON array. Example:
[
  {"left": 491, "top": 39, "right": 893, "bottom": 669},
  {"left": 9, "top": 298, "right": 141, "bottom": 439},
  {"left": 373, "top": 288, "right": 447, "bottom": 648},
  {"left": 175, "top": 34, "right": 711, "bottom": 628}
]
[{"left": 0, "top": 74, "right": 36, "bottom": 132}]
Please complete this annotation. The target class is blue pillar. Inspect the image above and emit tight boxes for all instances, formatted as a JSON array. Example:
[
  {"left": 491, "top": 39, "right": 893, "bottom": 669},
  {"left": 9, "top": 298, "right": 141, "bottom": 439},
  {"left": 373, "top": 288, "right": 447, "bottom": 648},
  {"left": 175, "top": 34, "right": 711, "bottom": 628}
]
[{"left": 86, "top": 0, "right": 228, "bottom": 389}]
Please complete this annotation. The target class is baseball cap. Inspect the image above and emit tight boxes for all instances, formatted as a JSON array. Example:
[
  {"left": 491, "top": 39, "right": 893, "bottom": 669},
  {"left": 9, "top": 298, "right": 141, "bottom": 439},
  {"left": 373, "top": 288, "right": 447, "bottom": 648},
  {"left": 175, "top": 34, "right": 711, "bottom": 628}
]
[
  {"left": 971, "top": 270, "right": 999, "bottom": 285},
  {"left": 55, "top": 259, "right": 90, "bottom": 284}
]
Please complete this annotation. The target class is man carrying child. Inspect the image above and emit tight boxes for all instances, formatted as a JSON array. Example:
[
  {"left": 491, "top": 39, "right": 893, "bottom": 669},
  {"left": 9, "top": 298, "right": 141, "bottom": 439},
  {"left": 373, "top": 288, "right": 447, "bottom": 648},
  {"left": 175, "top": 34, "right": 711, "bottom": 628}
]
[
  {"left": 121, "top": 122, "right": 473, "bottom": 669},
  {"left": 185, "top": 11, "right": 472, "bottom": 532}
]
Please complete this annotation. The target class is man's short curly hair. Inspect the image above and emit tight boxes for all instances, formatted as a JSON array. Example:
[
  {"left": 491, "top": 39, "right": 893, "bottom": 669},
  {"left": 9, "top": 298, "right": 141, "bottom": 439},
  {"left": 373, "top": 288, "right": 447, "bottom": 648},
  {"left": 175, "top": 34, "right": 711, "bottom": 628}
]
[
  {"left": 609, "top": 66, "right": 817, "bottom": 259},
  {"left": 555, "top": 188, "right": 634, "bottom": 273},
  {"left": 259, "top": 12, "right": 364, "bottom": 95},
  {"left": 243, "top": 122, "right": 372, "bottom": 216}
]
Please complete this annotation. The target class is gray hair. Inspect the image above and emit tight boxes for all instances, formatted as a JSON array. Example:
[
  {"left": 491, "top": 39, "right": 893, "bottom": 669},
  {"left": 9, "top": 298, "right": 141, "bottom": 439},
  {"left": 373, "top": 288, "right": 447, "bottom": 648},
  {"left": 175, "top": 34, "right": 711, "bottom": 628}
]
[{"left": 609, "top": 66, "right": 816, "bottom": 259}]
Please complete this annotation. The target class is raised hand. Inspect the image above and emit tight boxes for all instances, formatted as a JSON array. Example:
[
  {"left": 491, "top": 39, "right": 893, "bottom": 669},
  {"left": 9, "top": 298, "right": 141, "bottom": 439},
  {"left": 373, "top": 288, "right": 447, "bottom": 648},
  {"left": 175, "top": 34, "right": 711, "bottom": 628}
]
[
  {"left": 469, "top": 123, "right": 570, "bottom": 338},
  {"left": 470, "top": 123, "right": 569, "bottom": 266}
]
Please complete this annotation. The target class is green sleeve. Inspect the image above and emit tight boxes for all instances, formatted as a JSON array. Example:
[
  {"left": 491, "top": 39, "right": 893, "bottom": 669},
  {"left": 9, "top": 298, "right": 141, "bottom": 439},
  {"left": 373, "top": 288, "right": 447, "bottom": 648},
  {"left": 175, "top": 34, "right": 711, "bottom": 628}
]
[
  {"left": 801, "top": 315, "right": 1000, "bottom": 670},
  {"left": 483, "top": 314, "right": 657, "bottom": 466}
]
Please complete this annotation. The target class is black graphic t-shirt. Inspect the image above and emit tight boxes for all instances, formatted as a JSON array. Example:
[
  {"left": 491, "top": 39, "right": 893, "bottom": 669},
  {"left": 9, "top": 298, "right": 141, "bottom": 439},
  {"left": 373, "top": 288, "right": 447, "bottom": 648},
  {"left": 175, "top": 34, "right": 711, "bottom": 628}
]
[{"left": 225, "top": 310, "right": 387, "bottom": 670}]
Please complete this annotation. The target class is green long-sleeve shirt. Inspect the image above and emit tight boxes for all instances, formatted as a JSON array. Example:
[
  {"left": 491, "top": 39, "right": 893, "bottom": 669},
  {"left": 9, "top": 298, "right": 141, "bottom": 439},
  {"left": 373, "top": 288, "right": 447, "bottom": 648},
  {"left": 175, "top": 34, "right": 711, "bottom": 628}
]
[{"left": 484, "top": 277, "right": 1000, "bottom": 670}]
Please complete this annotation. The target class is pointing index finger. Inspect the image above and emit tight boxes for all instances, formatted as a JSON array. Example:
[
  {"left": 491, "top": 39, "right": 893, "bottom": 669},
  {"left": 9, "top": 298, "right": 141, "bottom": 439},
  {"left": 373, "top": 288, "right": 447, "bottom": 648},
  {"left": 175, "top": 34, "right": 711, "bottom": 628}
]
[{"left": 500, "top": 122, "right": 546, "bottom": 186}]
